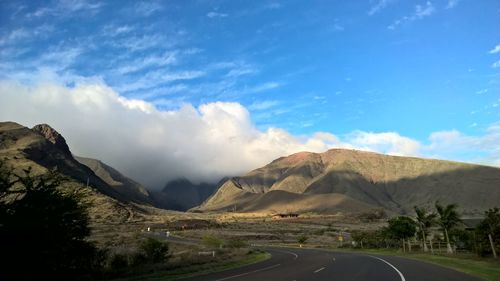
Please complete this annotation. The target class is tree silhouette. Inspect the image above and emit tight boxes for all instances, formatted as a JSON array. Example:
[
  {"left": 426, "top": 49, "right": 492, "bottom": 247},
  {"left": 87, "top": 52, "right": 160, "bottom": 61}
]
[
  {"left": 476, "top": 208, "right": 500, "bottom": 257},
  {"left": 414, "top": 206, "right": 437, "bottom": 252},
  {"left": 435, "top": 201, "right": 462, "bottom": 254},
  {"left": 0, "top": 161, "right": 101, "bottom": 280},
  {"left": 387, "top": 216, "right": 417, "bottom": 252}
]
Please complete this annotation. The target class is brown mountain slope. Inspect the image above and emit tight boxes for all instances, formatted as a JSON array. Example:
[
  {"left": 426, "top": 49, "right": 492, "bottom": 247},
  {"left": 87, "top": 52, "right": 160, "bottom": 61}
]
[
  {"left": 197, "top": 149, "right": 500, "bottom": 215},
  {"left": 75, "top": 156, "right": 153, "bottom": 205},
  {"left": 0, "top": 121, "right": 150, "bottom": 222}
]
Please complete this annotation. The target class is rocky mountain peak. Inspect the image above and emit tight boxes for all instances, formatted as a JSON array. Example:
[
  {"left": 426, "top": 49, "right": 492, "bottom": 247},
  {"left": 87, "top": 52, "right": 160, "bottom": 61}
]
[{"left": 32, "top": 124, "right": 72, "bottom": 156}]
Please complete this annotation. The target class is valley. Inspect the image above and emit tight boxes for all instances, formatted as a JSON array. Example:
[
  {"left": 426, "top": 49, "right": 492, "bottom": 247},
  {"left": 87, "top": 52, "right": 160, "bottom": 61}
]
[{"left": 1, "top": 121, "right": 499, "bottom": 280}]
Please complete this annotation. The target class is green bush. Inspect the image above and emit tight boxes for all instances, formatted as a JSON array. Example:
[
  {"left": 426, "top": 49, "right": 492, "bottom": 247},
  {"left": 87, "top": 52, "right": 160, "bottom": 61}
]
[
  {"left": 226, "top": 237, "right": 248, "bottom": 248},
  {"left": 140, "top": 237, "right": 169, "bottom": 263},
  {"left": 297, "top": 235, "right": 308, "bottom": 244}
]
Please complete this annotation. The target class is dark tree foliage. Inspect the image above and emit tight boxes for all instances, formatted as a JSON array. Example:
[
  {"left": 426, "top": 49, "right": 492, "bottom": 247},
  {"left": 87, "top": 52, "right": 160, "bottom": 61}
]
[
  {"left": 139, "top": 237, "right": 169, "bottom": 263},
  {"left": 476, "top": 208, "right": 500, "bottom": 256},
  {"left": 0, "top": 161, "right": 101, "bottom": 280},
  {"left": 387, "top": 216, "right": 417, "bottom": 240}
]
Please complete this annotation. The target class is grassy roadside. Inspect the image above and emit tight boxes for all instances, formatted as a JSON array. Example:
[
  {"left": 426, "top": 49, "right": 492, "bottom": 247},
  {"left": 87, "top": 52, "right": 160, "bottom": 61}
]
[
  {"left": 119, "top": 251, "right": 271, "bottom": 281},
  {"left": 342, "top": 248, "right": 500, "bottom": 281}
]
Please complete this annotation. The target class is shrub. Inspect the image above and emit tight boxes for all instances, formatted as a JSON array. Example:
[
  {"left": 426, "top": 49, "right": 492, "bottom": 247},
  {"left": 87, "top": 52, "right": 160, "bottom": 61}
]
[
  {"left": 297, "top": 235, "right": 308, "bottom": 244},
  {"left": 140, "top": 237, "right": 169, "bottom": 263},
  {"left": 226, "top": 237, "right": 248, "bottom": 248}
]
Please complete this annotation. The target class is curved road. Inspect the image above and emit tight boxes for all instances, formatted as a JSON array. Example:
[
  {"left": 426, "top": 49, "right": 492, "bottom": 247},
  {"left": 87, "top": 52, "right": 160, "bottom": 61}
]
[{"left": 154, "top": 234, "right": 483, "bottom": 281}]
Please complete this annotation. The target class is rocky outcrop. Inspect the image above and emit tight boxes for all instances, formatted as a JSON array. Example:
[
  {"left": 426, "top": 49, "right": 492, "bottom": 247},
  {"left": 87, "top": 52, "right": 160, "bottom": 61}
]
[{"left": 32, "top": 124, "right": 72, "bottom": 156}]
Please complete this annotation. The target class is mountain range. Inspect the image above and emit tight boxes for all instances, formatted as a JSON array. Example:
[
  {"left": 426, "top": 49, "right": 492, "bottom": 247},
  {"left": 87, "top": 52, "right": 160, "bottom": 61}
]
[
  {"left": 2, "top": 121, "right": 499, "bottom": 218},
  {"left": 196, "top": 150, "right": 500, "bottom": 216}
]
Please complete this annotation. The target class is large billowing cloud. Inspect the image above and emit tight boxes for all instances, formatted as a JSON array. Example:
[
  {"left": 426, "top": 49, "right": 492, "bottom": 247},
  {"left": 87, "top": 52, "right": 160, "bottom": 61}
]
[{"left": 0, "top": 80, "right": 498, "bottom": 188}]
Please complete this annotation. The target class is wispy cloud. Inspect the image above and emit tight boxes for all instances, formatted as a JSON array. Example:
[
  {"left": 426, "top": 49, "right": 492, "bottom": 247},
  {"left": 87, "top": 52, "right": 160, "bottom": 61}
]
[
  {"left": 368, "top": 0, "right": 396, "bottom": 16},
  {"left": 248, "top": 100, "right": 279, "bottom": 111},
  {"left": 388, "top": 1, "right": 435, "bottom": 30},
  {"left": 224, "top": 62, "right": 258, "bottom": 78},
  {"left": 0, "top": 24, "right": 55, "bottom": 46},
  {"left": 492, "top": 60, "right": 500, "bottom": 68},
  {"left": 116, "top": 69, "right": 205, "bottom": 93},
  {"left": 135, "top": 1, "right": 163, "bottom": 16},
  {"left": 111, "top": 34, "right": 166, "bottom": 52},
  {"left": 446, "top": 0, "right": 459, "bottom": 9},
  {"left": 26, "top": 0, "right": 104, "bottom": 18},
  {"left": 102, "top": 24, "right": 135, "bottom": 37},
  {"left": 207, "top": 11, "right": 228, "bottom": 18},
  {"left": 129, "top": 84, "right": 189, "bottom": 100},
  {"left": 244, "top": 81, "right": 282, "bottom": 94},
  {"left": 264, "top": 2, "right": 282, "bottom": 10},
  {"left": 0, "top": 29, "right": 30, "bottom": 46},
  {"left": 116, "top": 51, "right": 177, "bottom": 74},
  {"left": 476, "top": 89, "right": 488, "bottom": 95},
  {"left": 489, "top": 44, "right": 500, "bottom": 54}
]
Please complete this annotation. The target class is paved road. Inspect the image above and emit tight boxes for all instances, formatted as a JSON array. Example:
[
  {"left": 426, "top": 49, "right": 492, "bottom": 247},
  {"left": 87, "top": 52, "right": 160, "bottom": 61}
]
[{"left": 153, "top": 233, "right": 483, "bottom": 281}]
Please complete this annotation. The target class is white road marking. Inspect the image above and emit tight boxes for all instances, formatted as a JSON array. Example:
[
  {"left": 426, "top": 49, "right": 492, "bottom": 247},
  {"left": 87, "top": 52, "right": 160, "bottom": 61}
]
[
  {"left": 367, "top": 255, "right": 406, "bottom": 281},
  {"left": 274, "top": 249, "right": 299, "bottom": 260},
  {"left": 314, "top": 267, "right": 325, "bottom": 273},
  {"left": 214, "top": 263, "right": 281, "bottom": 281}
]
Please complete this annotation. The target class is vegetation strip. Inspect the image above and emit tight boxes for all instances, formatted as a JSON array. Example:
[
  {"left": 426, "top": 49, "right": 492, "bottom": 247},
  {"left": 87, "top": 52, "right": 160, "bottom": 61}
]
[{"left": 122, "top": 251, "right": 271, "bottom": 281}]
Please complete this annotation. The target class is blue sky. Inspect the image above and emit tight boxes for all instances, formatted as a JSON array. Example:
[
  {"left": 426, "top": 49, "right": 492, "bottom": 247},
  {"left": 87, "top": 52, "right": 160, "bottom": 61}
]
[{"left": 0, "top": 0, "right": 499, "bottom": 185}]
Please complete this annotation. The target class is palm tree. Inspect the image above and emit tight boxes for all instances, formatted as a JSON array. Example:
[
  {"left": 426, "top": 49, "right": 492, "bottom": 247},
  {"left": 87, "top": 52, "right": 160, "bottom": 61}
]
[
  {"left": 435, "top": 202, "right": 462, "bottom": 254},
  {"left": 414, "top": 206, "right": 437, "bottom": 252}
]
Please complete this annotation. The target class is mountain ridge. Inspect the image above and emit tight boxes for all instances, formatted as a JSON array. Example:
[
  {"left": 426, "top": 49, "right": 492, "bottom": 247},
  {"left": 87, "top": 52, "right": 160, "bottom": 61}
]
[{"left": 196, "top": 149, "right": 500, "bottom": 215}]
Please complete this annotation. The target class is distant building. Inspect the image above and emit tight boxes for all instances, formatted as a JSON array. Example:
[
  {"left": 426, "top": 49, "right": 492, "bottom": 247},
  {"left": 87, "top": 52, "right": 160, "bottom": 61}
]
[{"left": 272, "top": 213, "right": 299, "bottom": 219}]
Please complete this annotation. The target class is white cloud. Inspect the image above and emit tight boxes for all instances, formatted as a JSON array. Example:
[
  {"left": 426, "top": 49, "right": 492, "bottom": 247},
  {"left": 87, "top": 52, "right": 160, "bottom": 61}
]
[
  {"left": 26, "top": 0, "right": 103, "bottom": 18},
  {"left": 1, "top": 80, "right": 498, "bottom": 188},
  {"left": 345, "top": 131, "right": 421, "bottom": 156},
  {"left": 388, "top": 1, "right": 435, "bottom": 30},
  {"left": 425, "top": 126, "right": 500, "bottom": 166},
  {"left": 207, "top": 11, "right": 228, "bottom": 18},
  {"left": 113, "top": 34, "right": 165, "bottom": 52},
  {"left": 415, "top": 1, "right": 435, "bottom": 17},
  {"left": 493, "top": 60, "right": 500, "bottom": 68},
  {"left": 446, "top": 0, "right": 459, "bottom": 9},
  {"left": 102, "top": 24, "right": 134, "bottom": 37},
  {"left": 476, "top": 89, "right": 488, "bottom": 95},
  {"left": 225, "top": 64, "right": 258, "bottom": 78},
  {"left": 490, "top": 44, "right": 500, "bottom": 54},
  {"left": 116, "top": 69, "right": 205, "bottom": 93},
  {"left": 0, "top": 28, "right": 30, "bottom": 46},
  {"left": 0, "top": 80, "right": 334, "bottom": 187},
  {"left": 245, "top": 81, "right": 282, "bottom": 94},
  {"left": 135, "top": 1, "right": 162, "bottom": 16},
  {"left": 248, "top": 100, "right": 279, "bottom": 111},
  {"left": 368, "top": 0, "right": 396, "bottom": 16},
  {"left": 116, "top": 51, "right": 177, "bottom": 74}
]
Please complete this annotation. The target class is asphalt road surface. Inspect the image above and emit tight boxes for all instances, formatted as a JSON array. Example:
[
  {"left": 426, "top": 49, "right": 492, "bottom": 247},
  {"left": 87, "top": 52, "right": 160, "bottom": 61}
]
[
  {"left": 184, "top": 246, "right": 483, "bottom": 281},
  {"left": 153, "top": 234, "right": 483, "bottom": 281}
]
